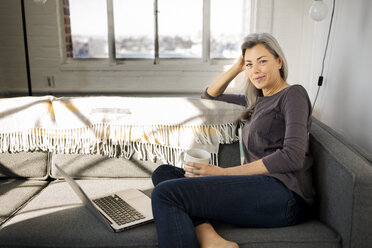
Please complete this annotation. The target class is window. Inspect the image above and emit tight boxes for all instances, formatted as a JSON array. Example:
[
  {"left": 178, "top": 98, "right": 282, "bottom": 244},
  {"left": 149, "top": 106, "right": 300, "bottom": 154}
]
[
  {"left": 211, "top": 0, "right": 250, "bottom": 59},
  {"left": 65, "top": 0, "right": 251, "bottom": 62},
  {"left": 158, "top": 0, "right": 202, "bottom": 58},
  {"left": 113, "top": 0, "right": 154, "bottom": 59},
  {"left": 68, "top": 0, "right": 108, "bottom": 58}
]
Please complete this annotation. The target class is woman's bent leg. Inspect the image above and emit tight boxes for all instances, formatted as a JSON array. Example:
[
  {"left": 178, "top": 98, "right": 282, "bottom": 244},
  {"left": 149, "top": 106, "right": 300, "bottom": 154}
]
[
  {"left": 151, "top": 164, "right": 204, "bottom": 247},
  {"left": 152, "top": 164, "right": 209, "bottom": 226},
  {"left": 151, "top": 174, "right": 308, "bottom": 248}
]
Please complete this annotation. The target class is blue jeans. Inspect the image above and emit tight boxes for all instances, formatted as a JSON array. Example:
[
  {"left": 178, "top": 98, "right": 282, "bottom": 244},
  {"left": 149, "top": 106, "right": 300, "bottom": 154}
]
[{"left": 151, "top": 164, "right": 309, "bottom": 248}]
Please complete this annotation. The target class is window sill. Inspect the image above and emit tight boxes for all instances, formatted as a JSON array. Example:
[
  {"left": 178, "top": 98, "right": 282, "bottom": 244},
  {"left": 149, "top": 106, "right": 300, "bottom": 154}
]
[{"left": 59, "top": 59, "right": 235, "bottom": 72}]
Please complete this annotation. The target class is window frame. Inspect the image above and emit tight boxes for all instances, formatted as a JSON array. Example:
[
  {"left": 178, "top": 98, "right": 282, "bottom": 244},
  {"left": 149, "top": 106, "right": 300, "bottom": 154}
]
[{"left": 59, "top": 0, "right": 254, "bottom": 71}]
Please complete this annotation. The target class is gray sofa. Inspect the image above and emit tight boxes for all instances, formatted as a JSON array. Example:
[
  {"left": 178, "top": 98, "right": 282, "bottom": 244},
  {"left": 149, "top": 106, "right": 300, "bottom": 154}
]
[{"left": 0, "top": 118, "right": 371, "bottom": 248}]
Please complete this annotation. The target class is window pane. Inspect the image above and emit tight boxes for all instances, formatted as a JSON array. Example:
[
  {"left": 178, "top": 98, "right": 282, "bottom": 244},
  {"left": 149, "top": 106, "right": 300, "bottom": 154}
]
[
  {"left": 113, "top": 0, "right": 154, "bottom": 59},
  {"left": 211, "top": 0, "right": 251, "bottom": 59},
  {"left": 69, "top": 0, "right": 108, "bottom": 58},
  {"left": 158, "top": 0, "right": 202, "bottom": 58}
]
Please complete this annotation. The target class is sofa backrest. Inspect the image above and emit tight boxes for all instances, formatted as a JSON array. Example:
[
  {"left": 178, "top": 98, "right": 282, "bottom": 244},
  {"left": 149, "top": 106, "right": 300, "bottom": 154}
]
[
  {"left": 49, "top": 142, "right": 241, "bottom": 179},
  {"left": 0, "top": 152, "right": 49, "bottom": 180},
  {"left": 309, "top": 118, "right": 372, "bottom": 248},
  {"left": 49, "top": 152, "right": 161, "bottom": 179}
]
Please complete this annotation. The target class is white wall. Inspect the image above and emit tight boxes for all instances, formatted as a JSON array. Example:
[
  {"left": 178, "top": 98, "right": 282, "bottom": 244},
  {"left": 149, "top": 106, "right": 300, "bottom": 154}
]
[
  {"left": 271, "top": 0, "right": 309, "bottom": 88},
  {"left": 298, "top": 0, "right": 372, "bottom": 161}
]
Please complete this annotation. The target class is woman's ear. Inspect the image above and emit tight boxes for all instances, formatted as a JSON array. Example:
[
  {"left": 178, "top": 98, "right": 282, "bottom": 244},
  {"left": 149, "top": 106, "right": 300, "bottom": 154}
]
[{"left": 278, "top": 57, "right": 283, "bottom": 70}]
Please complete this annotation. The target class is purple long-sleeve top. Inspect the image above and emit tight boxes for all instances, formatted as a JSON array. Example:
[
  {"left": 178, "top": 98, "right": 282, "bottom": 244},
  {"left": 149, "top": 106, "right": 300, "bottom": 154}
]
[{"left": 201, "top": 85, "right": 314, "bottom": 204}]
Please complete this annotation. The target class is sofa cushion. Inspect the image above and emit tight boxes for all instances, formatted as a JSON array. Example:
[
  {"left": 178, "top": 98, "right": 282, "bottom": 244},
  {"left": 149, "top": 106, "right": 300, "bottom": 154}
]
[
  {"left": 0, "top": 179, "right": 340, "bottom": 248},
  {"left": 50, "top": 153, "right": 161, "bottom": 179},
  {"left": 49, "top": 143, "right": 241, "bottom": 179},
  {"left": 0, "top": 152, "right": 49, "bottom": 179},
  {"left": 218, "top": 142, "right": 241, "bottom": 167},
  {"left": 0, "top": 179, "right": 49, "bottom": 226}
]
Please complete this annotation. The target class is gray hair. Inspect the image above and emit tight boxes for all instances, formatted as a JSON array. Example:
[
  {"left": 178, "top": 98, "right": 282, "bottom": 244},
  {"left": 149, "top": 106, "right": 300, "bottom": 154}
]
[{"left": 240, "top": 33, "right": 288, "bottom": 120}]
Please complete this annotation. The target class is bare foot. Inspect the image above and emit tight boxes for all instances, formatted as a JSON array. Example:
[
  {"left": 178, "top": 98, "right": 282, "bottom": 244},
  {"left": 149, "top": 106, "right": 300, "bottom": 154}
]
[{"left": 195, "top": 223, "right": 239, "bottom": 248}]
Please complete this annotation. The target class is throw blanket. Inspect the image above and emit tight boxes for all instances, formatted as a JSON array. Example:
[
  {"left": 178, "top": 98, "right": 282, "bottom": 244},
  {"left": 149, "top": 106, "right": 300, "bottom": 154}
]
[{"left": 0, "top": 96, "right": 245, "bottom": 166}]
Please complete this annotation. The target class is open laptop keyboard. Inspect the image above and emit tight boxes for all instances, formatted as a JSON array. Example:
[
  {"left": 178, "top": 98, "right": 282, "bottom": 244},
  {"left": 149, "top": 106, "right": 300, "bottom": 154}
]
[{"left": 93, "top": 194, "right": 145, "bottom": 225}]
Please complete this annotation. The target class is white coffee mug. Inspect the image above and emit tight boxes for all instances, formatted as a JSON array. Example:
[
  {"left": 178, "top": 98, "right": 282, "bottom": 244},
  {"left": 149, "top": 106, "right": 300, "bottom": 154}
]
[{"left": 180, "top": 148, "right": 210, "bottom": 175}]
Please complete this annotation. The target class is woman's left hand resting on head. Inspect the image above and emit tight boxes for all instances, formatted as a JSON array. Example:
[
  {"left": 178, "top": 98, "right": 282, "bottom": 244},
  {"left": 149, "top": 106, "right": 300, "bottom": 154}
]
[{"left": 184, "top": 159, "right": 269, "bottom": 177}]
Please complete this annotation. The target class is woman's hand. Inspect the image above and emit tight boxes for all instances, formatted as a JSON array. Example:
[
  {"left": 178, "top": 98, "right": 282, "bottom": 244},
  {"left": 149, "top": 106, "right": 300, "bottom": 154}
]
[
  {"left": 233, "top": 55, "right": 246, "bottom": 72},
  {"left": 206, "top": 55, "right": 246, "bottom": 97},
  {"left": 184, "top": 162, "right": 225, "bottom": 177}
]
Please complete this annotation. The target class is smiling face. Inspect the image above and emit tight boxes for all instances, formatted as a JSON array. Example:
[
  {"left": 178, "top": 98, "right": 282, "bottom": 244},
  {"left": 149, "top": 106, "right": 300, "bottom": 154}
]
[{"left": 244, "top": 43, "right": 284, "bottom": 92}]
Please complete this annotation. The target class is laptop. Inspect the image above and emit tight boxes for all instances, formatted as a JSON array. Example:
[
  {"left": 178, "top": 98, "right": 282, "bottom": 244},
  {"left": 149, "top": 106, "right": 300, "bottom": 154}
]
[{"left": 55, "top": 164, "right": 154, "bottom": 232}]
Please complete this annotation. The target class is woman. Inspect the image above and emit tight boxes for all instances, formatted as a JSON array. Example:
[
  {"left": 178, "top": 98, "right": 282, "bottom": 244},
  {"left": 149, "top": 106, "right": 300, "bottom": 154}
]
[{"left": 151, "top": 33, "right": 313, "bottom": 248}]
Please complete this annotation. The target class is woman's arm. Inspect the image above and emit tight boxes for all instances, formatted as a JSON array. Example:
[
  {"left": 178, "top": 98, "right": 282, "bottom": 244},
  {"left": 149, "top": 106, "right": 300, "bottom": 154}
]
[
  {"left": 206, "top": 56, "right": 245, "bottom": 97},
  {"left": 201, "top": 89, "right": 247, "bottom": 106},
  {"left": 201, "top": 55, "right": 247, "bottom": 106}
]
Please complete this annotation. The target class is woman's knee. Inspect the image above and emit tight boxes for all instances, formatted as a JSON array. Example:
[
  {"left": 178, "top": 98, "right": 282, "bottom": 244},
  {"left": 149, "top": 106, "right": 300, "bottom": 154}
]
[
  {"left": 153, "top": 164, "right": 174, "bottom": 176},
  {"left": 152, "top": 164, "right": 184, "bottom": 186},
  {"left": 152, "top": 164, "right": 173, "bottom": 185}
]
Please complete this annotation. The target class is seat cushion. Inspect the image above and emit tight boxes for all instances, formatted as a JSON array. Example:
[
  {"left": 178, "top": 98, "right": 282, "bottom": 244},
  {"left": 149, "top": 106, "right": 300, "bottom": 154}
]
[
  {"left": 0, "top": 179, "right": 49, "bottom": 226},
  {"left": 0, "top": 179, "right": 340, "bottom": 248},
  {"left": 0, "top": 179, "right": 157, "bottom": 248},
  {"left": 213, "top": 220, "right": 340, "bottom": 248}
]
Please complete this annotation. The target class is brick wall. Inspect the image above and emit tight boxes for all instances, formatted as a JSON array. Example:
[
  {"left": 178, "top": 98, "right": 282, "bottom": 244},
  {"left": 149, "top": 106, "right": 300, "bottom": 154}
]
[{"left": 63, "top": 0, "right": 73, "bottom": 58}]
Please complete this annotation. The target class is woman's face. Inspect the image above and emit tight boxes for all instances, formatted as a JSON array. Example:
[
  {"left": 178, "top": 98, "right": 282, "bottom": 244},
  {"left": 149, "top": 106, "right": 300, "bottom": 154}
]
[{"left": 244, "top": 43, "right": 283, "bottom": 91}]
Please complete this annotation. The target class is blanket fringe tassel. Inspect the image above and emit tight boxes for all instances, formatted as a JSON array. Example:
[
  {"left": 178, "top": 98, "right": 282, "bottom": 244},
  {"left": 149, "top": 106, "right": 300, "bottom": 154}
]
[{"left": 0, "top": 123, "right": 238, "bottom": 166}]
